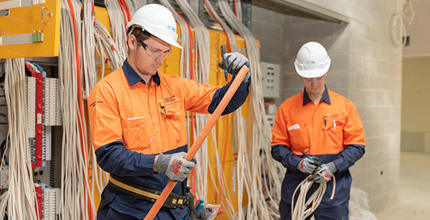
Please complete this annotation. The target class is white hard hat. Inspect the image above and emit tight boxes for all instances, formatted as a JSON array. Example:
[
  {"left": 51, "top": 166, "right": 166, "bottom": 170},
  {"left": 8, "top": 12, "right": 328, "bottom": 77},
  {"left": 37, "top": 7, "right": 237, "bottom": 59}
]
[
  {"left": 294, "top": 41, "right": 331, "bottom": 78},
  {"left": 127, "top": 4, "right": 182, "bottom": 49}
]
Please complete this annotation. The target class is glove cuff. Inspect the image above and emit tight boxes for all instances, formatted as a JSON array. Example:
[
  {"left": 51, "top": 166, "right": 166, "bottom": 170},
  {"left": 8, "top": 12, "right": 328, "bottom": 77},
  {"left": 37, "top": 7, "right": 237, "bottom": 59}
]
[
  {"left": 327, "top": 162, "right": 338, "bottom": 173},
  {"left": 154, "top": 153, "right": 169, "bottom": 173}
]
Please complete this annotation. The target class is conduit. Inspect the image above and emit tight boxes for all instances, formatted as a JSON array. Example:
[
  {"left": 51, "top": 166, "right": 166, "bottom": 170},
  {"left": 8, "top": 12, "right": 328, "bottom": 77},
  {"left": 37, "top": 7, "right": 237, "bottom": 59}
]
[{"left": 144, "top": 65, "right": 249, "bottom": 220}]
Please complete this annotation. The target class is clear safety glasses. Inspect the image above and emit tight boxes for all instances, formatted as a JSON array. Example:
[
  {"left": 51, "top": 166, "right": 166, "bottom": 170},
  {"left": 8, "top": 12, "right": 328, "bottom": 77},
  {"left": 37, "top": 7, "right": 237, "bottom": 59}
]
[{"left": 136, "top": 38, "right": 172, "bottom": 59}]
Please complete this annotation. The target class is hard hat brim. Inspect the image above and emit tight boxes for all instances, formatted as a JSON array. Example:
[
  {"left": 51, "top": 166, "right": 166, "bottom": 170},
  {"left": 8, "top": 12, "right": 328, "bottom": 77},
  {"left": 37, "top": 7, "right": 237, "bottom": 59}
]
[
  {"left": 142, "top": 25, "right": 183, "bottom": 49},
  {"left": 127, "top": 23, "right": 182, "bottom": 49},
  {"left": 294, "top": 59, "right": 330, "bottom": 78}
]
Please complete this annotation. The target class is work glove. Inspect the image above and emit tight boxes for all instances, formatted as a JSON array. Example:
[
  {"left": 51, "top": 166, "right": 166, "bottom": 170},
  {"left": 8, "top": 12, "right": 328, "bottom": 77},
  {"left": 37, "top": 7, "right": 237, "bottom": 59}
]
[
  {"left": 154, "top": 152, "right": 196, "bottom": 182},
  {"left": 219, "top": 52, "right": 250, "bottom": 82},
  {"left": 314, "top": 162, "right": 338, "bottom": 183},
  {"left": 297, "top": 157, "right": 319, "bottom": 174},
  {"left": 191, "top": 203, "right": 220, "bottom": 220}
]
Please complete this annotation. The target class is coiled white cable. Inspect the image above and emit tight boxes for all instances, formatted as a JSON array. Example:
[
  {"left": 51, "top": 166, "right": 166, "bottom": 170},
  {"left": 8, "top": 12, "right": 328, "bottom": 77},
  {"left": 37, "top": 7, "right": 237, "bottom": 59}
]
[{"left": 291, "top": 173, "right": 336, "bottom": 220}]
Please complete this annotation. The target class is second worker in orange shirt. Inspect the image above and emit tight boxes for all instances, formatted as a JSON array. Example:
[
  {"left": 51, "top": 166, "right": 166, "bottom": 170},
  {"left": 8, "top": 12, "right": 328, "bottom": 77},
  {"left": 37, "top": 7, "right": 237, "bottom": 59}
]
[{"left": 271, "top": 41, "right": 366, "bottom": 220}]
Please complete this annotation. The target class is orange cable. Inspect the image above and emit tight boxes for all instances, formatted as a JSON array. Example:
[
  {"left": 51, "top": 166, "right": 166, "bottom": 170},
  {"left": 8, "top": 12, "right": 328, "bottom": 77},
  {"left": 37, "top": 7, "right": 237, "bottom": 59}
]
[{"left": 143, "top": 66, "right": 249, "bottom": 220}]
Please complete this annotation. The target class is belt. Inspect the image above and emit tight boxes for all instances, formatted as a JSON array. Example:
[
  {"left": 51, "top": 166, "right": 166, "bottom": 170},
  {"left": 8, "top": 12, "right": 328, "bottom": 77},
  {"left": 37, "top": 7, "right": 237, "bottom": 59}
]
[{"left": 108, "top": 176, "right": 189, "bottom": 209}]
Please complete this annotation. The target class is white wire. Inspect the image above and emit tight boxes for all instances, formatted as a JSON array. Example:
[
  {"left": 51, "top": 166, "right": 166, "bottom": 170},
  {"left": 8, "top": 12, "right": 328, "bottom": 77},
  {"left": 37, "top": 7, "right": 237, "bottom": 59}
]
[
  {"left": 218, "top": 1, "right": 285, "bottom": 219},
  {"left": 59, "top": 0, "right": 96, "bottom": 219},
  {"left": 82, "top": 0, "right": 97, "bottom": 100},
  {"left": 2, "top": 58, "right": 39, "bottom": 220},
  {"left": 291, "top": 173, "right": 336, "bottom": 220},
  {"left": 390, "top": 0, "right": 415, "bottom": 47},
  {"left": 172, "top": 0, "right": 215, "bottom": 205},
  {"left": 105, "top": 0, "right": 127, "bottom": 62}
]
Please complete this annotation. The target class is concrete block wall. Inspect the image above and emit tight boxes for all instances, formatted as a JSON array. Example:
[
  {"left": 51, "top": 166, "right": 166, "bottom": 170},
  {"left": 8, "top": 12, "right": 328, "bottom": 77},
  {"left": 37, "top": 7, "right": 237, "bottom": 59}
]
[{"left": 250, "top": 0, "right": 402, "bottom": 213}]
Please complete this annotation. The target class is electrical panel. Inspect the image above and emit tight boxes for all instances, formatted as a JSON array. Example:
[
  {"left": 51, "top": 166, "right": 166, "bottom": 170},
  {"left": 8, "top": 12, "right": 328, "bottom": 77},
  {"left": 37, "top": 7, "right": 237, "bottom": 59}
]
[
  {"left": 266, "top": 114, "right": 275, "bottom": 129},
  {"left": 261, "top": 62, "right": 280, "bottom": 98},
  {"left": 26, "top": 62, "right": 61, "bottom": 170},
  {"left": 35, "top": 184, "right": 60, "bottom": 220},
  {"left": 0, "top": 0, "right": 61, "bottom": 59}
]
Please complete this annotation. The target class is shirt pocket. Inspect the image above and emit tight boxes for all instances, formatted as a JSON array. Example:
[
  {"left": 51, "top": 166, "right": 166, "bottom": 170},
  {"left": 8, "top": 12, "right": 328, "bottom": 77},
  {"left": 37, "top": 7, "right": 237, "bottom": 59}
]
[
  {"left": 288, "top": 124, "right": 310, "bottom": 151},
  {"left": 159, "top": 100, "right": 186, "bottom": 145},
  {"left": 322, "top": 114, "right": 345, "bottom": 149},
  {"left": 122, "top": 117, "right": 149, "bottom": 151},
  {"left": 159, "top": 100, "right": 184, "bottom": 119}
]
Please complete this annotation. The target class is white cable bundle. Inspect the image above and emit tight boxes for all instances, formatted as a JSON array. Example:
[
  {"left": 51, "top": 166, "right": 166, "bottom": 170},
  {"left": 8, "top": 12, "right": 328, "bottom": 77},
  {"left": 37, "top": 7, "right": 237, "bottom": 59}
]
[
  {"left": 158, "top": 0, "right": 191, "bottom": 79},
  {"left": 59, "top": 0, "right": 96, "bottom": 219},
  {"left": 291, "top": 177, "right": 325, "bottom": 220},
  {"left": 2, "top": 58, "right": 38, "bottom": 220},
  {"left": 94, "top": 20, "right": 123, "bottom": 75},
  {"left": 82, "top": 0, "right": 97, "bottom": 100},
  {"left": 218, "top": 1, "right": 284, "bottom": 219},
  {"left": 82, "top": 0, "right": 112, "bottom": 202},
  {"left": 291, "top": 173, "right": 335, "bottom": 220},
  {"left": 202, "top": 1, "right": 251, "bottom": 218},
  {"left": 234, "top": 0, "right": 242, "bottom": 21},
  {"left": 203, "top": 0, "right": 238, "bottom": 52},
  {"left": 205, "top": 128, "right": 237, "bottom": 219},
  {"left": 174, "top": 0, "right": 214, "bottom": 203},
  {"left": 105, "top": 0, "right": 127, "bottom": 61}
]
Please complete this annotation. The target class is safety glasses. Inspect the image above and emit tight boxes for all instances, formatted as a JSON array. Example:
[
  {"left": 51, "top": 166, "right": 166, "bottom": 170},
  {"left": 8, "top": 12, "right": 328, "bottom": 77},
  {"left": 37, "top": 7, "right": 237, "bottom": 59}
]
[{"left": 136, "top": 37, "right": 172, "bottom": 59}]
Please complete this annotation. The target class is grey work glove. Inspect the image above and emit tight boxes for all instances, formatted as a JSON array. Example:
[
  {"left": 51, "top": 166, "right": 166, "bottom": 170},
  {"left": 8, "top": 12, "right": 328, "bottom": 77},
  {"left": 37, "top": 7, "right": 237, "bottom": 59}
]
[
  {"left": 191, "top": 204, "right": 219, "bottom": 220},
  {"left": 297, "top": 157, "right": 319, "bottom": 174},
  {"left": 314, "top": 162, "right": 338, "bottom": 183},
  {"left": 218, "top": 52, "right": 250, "bottom": 82},
  {"left": 154, "top": 152, "right": 196, "bottom": 182}
]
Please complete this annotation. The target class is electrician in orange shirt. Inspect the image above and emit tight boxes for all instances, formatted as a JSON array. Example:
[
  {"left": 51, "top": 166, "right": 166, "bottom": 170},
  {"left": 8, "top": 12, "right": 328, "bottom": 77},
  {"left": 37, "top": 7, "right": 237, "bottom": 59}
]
[
  {"left": 88, "top": 4, "right": 250, "bottom": 220},
  {"left": 271, "top": 41, "right": 365, "bottom": 220}
]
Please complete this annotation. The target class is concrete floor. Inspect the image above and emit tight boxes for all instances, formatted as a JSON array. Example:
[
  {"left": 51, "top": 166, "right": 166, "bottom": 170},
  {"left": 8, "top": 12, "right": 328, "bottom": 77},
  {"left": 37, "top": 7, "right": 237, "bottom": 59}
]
[{"left": 376, "top": 152, "right": 430, "bottom": 220}]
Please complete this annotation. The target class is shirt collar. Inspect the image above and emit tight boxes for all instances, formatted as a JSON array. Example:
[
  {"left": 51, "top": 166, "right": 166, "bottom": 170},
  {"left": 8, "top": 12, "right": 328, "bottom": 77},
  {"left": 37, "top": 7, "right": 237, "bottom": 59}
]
[
  {"left": 303, "top": 85, "right": 331, "bottom": 106},
  {"left": 122, "top": 59, "right": 161, "bottom": 86}
]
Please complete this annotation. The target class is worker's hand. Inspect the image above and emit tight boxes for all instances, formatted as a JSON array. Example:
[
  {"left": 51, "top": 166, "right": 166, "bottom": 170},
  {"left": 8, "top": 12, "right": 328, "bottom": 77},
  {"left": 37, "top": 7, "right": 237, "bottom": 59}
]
[
  {"left": 154, "top": 152, "right": 196, "bottom": 182},
  {"left": 191, "top": 203, "right": 220, "bottom": 220},
  {"left": 314, "top": 162, "right": 338, "bottom": 183},
  {"left": 297, "top": 157, "right": 319, "bottom": 174},
  {"left": 219, "top": 52, "right": 250, "bottom": 82}
]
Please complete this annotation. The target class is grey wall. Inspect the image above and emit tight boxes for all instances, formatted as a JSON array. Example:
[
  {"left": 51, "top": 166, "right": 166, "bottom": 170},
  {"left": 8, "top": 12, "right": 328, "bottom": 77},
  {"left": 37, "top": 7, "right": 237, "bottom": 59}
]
[{"left": 251, "top": 0, "right": 402, "bottom": 213}]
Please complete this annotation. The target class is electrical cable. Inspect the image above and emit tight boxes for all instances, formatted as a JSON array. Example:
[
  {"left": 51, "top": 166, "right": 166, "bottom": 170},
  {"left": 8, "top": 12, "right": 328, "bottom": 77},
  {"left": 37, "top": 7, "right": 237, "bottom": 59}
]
[
  {"left": 1, "top": 58, "right": 38, "bottom": 220},
  {"left": 59, "top": 1, "right": 96, "bottom": 219},
  {"left": 390, "top": 0, "right": 415, "bottom": 47},
  {"left": 218, "top": 1, "right": 285, "bottom": 219},
  {"left": 290, "top": 172, "right": 336, "bottom": 220},
  {"left": 105, "top": 0, "right": 128, "bottom": 61}
]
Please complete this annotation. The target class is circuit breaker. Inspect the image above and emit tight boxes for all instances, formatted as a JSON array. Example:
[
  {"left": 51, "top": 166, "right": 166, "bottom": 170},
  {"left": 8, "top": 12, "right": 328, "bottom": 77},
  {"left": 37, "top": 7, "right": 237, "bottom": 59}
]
[{"left": 261, "top": 62, "right": 280, "bottom": 98}]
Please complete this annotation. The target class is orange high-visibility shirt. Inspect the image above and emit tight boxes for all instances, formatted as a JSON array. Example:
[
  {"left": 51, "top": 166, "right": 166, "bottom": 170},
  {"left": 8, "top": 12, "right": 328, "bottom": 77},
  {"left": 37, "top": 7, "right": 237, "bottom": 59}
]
[
  {"left": 89, "top": 67, "right": 221, "bottom": 155},
  {"left": 271, "top": 89, "right": 365, "bottom": 155}
]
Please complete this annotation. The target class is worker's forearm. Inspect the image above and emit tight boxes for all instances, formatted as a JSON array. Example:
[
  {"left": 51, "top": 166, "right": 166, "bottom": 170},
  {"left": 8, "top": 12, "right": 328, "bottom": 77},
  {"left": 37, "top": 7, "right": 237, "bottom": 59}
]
[
  {"left": 271, "top": 144, "right": 301, "bottom": 172},
  {"left": 332, "top": 144, "right": 365, "bottom": 172},
  {"left": 208, "top": 78, "right": 251, "bottom": 115},
  {"left": 95, "top": 141, "right": 156, "bottom": 176}
]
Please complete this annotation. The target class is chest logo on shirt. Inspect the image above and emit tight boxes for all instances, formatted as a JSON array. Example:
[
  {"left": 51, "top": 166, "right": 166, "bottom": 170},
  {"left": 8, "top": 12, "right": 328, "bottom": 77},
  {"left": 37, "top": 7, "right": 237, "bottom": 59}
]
[
  {"left": 162, "top": 95, "right": 178, "bottom": 104},
  {"left": 89, "top": 100, "right": 103, "bottom": 107}
]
